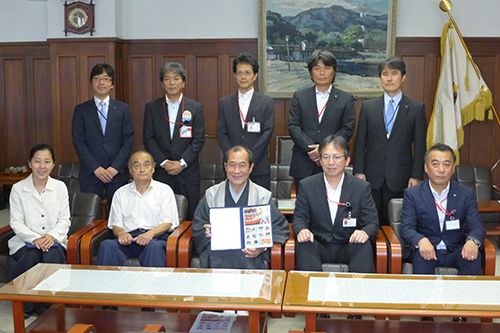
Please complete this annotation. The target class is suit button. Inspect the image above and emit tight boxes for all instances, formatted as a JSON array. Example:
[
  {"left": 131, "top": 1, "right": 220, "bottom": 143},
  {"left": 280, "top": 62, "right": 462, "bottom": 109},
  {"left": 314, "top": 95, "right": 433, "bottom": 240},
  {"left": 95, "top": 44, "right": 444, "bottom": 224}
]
[
  {"left": 42, "top": 227, "right": 45, "bottom": 230},
  {"left": 41, "top": 215, "right": 44, "bottom": 218}
]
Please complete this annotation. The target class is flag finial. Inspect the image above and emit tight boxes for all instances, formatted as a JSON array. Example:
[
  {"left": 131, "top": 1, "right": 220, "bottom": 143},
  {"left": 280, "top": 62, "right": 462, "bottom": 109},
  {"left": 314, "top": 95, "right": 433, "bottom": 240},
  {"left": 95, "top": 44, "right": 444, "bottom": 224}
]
[{"left": 439, "top": 0, "right": 452, "bottom": 12}]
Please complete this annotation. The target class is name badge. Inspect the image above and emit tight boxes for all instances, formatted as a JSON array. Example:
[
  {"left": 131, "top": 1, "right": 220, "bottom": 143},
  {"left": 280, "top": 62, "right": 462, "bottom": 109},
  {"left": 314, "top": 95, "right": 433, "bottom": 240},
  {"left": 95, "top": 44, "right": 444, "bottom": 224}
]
[
  {"left": 247, "top": 122, "right": 261, "bottom": 133},
  {"left": 179, "top": 126, "right": 192, "bottom": 138},
  {"left": 446, "top": 219, "right": 460, "bottom": 230},
  {"left": 343, "top": 218, "right": 356, "bottom": 227}
]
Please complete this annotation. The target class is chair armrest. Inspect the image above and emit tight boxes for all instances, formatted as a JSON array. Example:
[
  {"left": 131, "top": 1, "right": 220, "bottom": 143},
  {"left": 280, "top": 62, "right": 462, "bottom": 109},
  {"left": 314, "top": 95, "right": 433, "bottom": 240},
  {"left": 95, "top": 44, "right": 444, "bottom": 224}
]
[
  {"left": 375, "top": 229, "right": 388, "bottom": 274},
  {"left": 67, "top": 219, "right": 106, "bottom": 264},
  {"left": 143, "top": 325, "right": 166, "bottom": 332},
  {"left": 177, "top": 225, "right": 193, "bottom": 268},
  {"left": 483, "top": 238, "right": 496, "bottom": 276},
  {"left": 166, "top": 221, "right": 192, "bottom": 267},
  {"left": 283, "top": 224, "right": 295, "bottom": 271},
  {"left": 270, "top": 242, "right": 282, "bottom": 270},
  {"left": 381, "top": 226, "right": 402, "bottom": 274},
  {"left": 290, "top": 183, "right": 297, "bottom": 200},
  {"left": 80, "top": 220, "right": 113, "bottom": 265},
  {"left": 67, "top": 324, "right": 97, "bottom": 333},
  {"left": 0, "top": 225, "right": 13, "bottom": 255},
  {"left": 492, "top": 185, "right": 500, "bottom": 200}
]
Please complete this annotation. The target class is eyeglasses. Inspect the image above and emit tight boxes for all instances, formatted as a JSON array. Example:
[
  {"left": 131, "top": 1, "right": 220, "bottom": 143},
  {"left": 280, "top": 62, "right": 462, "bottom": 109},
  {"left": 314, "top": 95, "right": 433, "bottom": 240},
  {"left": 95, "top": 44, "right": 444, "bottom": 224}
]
[
  {"left": 92, "top": 76, "right": 112, "bottom": 83},
  {"left": 236, "top": 70, "right": 254, "bottom": 77},
  {"left": 321, "top": 154, "right": 344, "bottom": 162}
]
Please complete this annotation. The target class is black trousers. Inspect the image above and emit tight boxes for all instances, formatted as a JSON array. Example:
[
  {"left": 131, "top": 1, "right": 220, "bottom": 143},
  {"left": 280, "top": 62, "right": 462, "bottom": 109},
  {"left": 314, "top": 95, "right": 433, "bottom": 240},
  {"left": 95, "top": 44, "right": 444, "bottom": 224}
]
[{"left": 371, "top": 180, "right": 403, "bottom": 226}]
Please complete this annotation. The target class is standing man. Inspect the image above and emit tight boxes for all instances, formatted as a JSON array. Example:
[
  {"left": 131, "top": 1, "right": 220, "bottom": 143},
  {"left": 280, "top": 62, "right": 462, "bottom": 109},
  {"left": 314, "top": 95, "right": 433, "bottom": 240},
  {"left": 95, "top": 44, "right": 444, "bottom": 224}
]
[
  {"left": 288, "top": 50, "right": 355, "bottom": 189},
  {"left": 72, "top": 63, "right": 134, "bottom": 204},
  {"left": 293, "top": 135, "right": 379, "bottom": 273},
  {"left": 401, "top": 143, "right": 485, "bottom": 275},
  {"left": 354, "top": 57, "right": 427, "bottom": 226},
  {"left": 217, "top": 53, "right": 274, "bottom": 190},
  {"left": 143, "top": 62, "right": 205, "bottom": 220}
]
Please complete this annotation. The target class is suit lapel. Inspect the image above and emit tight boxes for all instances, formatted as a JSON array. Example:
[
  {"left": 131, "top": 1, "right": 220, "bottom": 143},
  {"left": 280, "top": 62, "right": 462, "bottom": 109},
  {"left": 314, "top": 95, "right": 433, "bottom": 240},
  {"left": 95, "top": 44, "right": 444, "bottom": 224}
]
[
  {"left": 446, "top": 181, "right": 459, "bottom": 229},
  {"left": 318, "top": 87, "right": 340, "bottom": 130},
  {"left": 389, "top": 95, "right": 410, "bottom": 139},
  {"left": 336, "top": 173, "right": 353, "bottom": 226},
  {"left": 89, "top": 99, "right": 104, "bottom": 137},
  {"left": 315, "top": 174, "right": 334, "bottom": 226},
  {"left": 246, "top": 92, "right": 259, "bottom": 126},
  {"left": 306, "top": 87, "right": 320, "bottom": 127},
  {"left": 172, "top": 96, "right": 184, "bottom": 141},
  {"left": 420, "top": 180, "right": 441, "bottom": 232}
]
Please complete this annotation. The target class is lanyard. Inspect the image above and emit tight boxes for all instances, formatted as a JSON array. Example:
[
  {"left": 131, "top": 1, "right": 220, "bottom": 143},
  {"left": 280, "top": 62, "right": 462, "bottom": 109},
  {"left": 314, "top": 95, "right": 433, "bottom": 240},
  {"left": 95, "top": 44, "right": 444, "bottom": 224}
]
[
  {"left": 384, "top": 102, "right": 400, "bottom": 131},
  {"left": 238, "top": 94, "right": 249, "bottom": 125},
  {"left": 318, "top": 101, "right": 327, "bottom": 119},
  {"left": 163, "top": 97, "right": 185, "bottom": 125},
  {"left": 325, "top": 185, "right": 351, "bottom": 207},
  {"left": 434, "top": 196, "right": 454, "bottom": 217}
]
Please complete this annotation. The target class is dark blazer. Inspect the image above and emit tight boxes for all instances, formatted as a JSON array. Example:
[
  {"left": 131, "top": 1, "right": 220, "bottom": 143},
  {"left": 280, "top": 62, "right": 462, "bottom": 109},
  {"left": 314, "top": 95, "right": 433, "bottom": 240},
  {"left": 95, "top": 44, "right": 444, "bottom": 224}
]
[
  {"left": 287, "top": 86, "right": 355, "bottom": 179},
  {"left": 72, "top": 98, "right": 134, "bottom": 184},
  {"left": 216, "top": 91, "right": 274, "bottom": 176},
  {"left": 353, "top": 94, "right": 427, "bottom": 192},
  {"left": 143, "top": 96, "right": 205, "bottom": 185},
  {"left": 292, "top": 173, "right": 379, "bottom": 243},
  {"left": 401, "top": 180, "right": 486, "bottom": 252}
]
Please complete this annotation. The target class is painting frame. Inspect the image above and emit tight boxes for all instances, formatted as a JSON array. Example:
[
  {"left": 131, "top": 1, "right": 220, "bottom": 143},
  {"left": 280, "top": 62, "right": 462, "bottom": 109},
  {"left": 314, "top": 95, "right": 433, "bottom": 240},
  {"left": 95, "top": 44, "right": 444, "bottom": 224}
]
[{"left": 258, "top": 0, "right": 398, "bottom": 98}]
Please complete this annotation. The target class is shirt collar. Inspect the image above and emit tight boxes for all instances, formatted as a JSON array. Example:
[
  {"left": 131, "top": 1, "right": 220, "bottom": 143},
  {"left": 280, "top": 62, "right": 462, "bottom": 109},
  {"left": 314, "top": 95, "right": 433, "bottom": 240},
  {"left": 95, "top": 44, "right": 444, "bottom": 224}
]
[
  {"left": 94, "top": 95, "right": 110, "bottom": 107},
  {"left": 324, "top": 172, "right": 345, "bottom": 192},
  {"left": 429, "top": 181, "right": 450, "bottom": 200},
  {"left": 315, "top": 85, "right": 332, "bottom": 96},
  {"left": 229, "top": 179, "right": 248, "bottom": 203},
  {"left": 238, "top": 87, "right": 254, "bottom": 100},
  {"left": 130, "top": 179, "right": 153, "bottom": 195},
  {"left": 165, "top": 93, "right": 183, "bottom": 106},
  {"left": 23, "top": 174, "right": 55, "bottom": 193},
  {"left": 384, "top": 91, "right": 402, "bottom": 106}
]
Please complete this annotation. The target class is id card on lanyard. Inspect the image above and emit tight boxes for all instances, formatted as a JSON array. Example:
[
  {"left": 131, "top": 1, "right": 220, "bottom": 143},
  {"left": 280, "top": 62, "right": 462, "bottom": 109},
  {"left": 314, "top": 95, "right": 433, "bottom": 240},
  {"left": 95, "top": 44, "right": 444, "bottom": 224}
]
[{"left": 164, "top": 97, "right": 193, "bottom": 138}]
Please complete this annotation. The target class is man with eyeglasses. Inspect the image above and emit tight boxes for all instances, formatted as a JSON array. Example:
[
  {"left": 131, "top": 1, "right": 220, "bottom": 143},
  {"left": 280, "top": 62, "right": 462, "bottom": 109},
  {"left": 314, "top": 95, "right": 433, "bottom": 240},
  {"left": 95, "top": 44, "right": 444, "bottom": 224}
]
[
  {"left": 97, "top": 150, "right": 179, "bottom": 267},
  {"left": 293, "top": 135, "right": 379, "bottom": 272},
  {"left": 72, "top": 63, "right": 134, "bottom": 204},
  {"left": 216, "top": 53, "right": 274, "bottom": 190}
]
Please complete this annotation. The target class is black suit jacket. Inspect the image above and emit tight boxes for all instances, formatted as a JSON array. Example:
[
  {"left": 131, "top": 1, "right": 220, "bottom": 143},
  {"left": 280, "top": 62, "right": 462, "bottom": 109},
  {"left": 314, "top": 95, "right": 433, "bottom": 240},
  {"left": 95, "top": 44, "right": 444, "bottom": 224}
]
[
  {"left": 143, "top": 96, "right": 205, "bottom": 185},
  {"left": 292, "top": 173, "right": 379, "bottom": 243},
  {"left": 72, "top": 98, "right": 134, "bottom": 184},
  {"left": 287, "top": 86, "right": 355, "bottom": 179},
  {"left": 216, "top": 91, "right": 274, "bottom": 176},
  {"left": 401, "top": 180, "right": 485, "bottom": 252},
  {"left": 353, "top": 94, "right": 427, "bottom": 192}
]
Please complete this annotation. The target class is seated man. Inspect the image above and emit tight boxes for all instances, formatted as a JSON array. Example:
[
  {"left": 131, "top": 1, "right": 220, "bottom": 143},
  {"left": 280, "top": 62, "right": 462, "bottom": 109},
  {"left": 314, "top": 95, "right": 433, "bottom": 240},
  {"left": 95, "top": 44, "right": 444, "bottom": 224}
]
[
  {"left": 293, "top": 135, "right": 379, "bottom": 272},
  {"left": 97, "top": 150, "right": 179, "bottom": 267},
  {"left": 192, "top": 145, "right": 289, "bottom": 269},
  {"left": 401, "top": 143, "right": 485, "bottom": 275}
]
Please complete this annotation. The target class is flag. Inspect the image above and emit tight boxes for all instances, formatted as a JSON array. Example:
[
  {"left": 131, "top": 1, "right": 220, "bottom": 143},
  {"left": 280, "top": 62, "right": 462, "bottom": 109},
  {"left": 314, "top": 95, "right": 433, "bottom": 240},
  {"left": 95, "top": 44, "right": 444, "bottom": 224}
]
[{"left": 427, "top": 22, "right": 493, "bottom": 162}]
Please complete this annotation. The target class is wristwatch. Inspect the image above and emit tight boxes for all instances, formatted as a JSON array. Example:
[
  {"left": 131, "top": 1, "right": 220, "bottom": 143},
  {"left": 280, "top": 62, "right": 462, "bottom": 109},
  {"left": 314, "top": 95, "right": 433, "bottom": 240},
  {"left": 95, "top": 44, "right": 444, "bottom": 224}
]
[{"left": 466, "top": 236, "right": 481, "bottom": 248}]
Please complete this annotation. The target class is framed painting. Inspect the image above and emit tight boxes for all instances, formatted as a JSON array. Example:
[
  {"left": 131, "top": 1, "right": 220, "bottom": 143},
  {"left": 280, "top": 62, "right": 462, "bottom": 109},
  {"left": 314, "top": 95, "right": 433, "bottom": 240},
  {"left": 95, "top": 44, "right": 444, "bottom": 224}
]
[{"left": 258, "top": 0, "right": 397, "bottom": 98}]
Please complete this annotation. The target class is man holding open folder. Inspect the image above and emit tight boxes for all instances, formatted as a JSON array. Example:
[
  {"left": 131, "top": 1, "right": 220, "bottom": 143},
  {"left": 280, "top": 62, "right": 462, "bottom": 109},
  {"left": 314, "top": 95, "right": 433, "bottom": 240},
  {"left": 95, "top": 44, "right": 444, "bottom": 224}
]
[{"left": 192, "top": 145, "right": 289, "bottom": 269}]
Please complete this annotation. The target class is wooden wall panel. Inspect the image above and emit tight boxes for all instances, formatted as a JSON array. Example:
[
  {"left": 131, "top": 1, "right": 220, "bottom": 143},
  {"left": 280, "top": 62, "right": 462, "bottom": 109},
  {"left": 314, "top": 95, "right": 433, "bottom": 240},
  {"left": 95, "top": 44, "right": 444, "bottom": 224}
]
[
  {"left": 33, "top": 58, "right": 53, "bottom": 145},
  {"left": 196, "top": 57, "right": 219, "bottom": 134}
]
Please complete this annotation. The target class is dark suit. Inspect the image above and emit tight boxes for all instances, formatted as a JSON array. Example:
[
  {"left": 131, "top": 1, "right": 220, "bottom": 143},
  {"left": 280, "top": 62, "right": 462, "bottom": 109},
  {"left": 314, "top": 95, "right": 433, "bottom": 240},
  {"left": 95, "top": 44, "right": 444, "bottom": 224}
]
[
  {"left": 353, "top": 94, "right": 426, "bottom": 224},
  {"left": 216, "top": 91, "right": 274, "bottom": 189},
  {"left": 72, "top": 98, "right": 134, "bottom": 203},
  {"left": 292, "top": 172, "right": 379, "bottom": 272},
  {"left": 288, "top": 86, "right": 355, "bottom": 181},
  {"left": 143, "top": 96, "right": 205, "bottom": 220},
  {"left": 401, "top": 180, "right": 485, "bottom": 274}
]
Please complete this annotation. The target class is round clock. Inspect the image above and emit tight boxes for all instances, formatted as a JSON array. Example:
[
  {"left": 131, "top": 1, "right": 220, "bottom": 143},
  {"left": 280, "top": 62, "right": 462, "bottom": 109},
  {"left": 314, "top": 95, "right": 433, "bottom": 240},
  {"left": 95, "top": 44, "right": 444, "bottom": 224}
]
[{"left": 64, "top": 1, "right": 95, "bottom": 36}]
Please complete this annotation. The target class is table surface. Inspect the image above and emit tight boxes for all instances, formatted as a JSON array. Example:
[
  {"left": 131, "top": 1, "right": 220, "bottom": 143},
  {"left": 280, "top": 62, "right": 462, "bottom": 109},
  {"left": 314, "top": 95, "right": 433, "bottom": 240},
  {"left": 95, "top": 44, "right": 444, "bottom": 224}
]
[
  {"left": 0, "top": 264, "right": 285, "bottom": 312},
  {"left": 277, "top": 199, "right": 295, "bottom": 215},
  {"left": 283, "top": 271, "right": 500, "bottom": 317},
  {"left": 478, "top": 200, "right": 500, "bottom": 212}
]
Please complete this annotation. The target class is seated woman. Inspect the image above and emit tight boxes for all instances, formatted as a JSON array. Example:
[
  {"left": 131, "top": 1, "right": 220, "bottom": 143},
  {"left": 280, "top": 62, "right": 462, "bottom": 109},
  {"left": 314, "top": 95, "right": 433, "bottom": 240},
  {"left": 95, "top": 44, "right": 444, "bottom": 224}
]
[{"left": 6, "top": 143, "right": 70, "bottom": 317}]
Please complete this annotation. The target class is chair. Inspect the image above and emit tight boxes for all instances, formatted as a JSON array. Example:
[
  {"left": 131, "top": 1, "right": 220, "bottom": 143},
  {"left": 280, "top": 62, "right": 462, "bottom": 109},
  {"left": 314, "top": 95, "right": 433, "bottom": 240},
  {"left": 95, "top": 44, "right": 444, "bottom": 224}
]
[
  {"left": 276, "top": 136, "right": 294, "bottom": 165},
  {"left": 58, "top": 162, "right": 81, "bottom": 193},
  {"left": 382, "top": 198, "right": 496, "bottom": 275},
  {"left": 78, "top": 194, "right": 189, "bottom": 267},
  {"left": 199, "top": 134, "right": 223, "bottom": 164},
  {"left": 199, "top": 163, "right": 225, "bottom": 200},
  {"left": 270, "top": 164, "right": 294, "bottom": 199},
  {"left": 67, "top": 324, "right": 97, "bottom": 333},
  {"left": 0, "top": 192, "right": 102, "bottom": 282}
]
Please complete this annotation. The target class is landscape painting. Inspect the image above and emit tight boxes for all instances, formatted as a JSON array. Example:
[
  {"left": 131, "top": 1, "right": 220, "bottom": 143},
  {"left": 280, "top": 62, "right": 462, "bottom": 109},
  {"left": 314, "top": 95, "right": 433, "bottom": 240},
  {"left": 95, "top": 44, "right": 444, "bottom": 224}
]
[{"left": 259, "top": 0, "right": 397, "bottom": 98}]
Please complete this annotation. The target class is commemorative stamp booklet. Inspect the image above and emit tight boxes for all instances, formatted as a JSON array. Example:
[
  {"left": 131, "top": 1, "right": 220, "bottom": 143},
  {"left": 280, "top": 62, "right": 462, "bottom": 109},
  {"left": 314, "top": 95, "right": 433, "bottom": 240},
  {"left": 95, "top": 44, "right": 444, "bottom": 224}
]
[{"left": 209, "top": 204, "right": 273, "bottom": 251}]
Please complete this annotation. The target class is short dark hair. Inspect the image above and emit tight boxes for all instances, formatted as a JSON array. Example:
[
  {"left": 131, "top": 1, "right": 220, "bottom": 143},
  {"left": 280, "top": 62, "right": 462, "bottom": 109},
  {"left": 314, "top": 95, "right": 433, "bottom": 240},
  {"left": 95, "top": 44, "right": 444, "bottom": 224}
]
[
  {"left": 29, "top": 143, "right": 55, "bottom": 163},
  {"left": 318, "top": 135, "right": 350, "bottom": 159},
  {"left": 307, "top": 49, "right": 338, "bottom": 75},
  {"left": 233, "top": 52, "right": 259, "bottom": 74},
  {"left": 128, "top": 150, "right": 156, "bottom": 169},
  {"left": 424, "top": 143, "right": 457, "bottom": 164},
  {"left": 90, "top": 64, "right": 115, "bottom": 85},
  {"left": 159, "top": 62, "right": 187, "bottom": 82},
  {"left": 378, "top": 57, "right": 406, "bottom": 77},
  {"left": 224, "top": 145, "right": 254, "bottom": 166}
]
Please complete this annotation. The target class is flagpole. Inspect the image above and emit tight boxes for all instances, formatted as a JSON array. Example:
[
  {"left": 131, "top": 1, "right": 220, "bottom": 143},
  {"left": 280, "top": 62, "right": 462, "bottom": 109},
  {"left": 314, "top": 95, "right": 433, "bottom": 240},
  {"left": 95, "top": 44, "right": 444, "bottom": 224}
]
[{"left": 439, "top": 0, "right": 500, "bottom": 128}]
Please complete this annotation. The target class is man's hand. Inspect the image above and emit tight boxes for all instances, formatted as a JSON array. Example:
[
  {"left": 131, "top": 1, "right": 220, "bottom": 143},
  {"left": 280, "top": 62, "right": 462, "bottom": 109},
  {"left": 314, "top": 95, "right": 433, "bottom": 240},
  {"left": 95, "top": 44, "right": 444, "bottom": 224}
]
[
  {"left": 462, "top": 240, "right": 479, "bottom": 261},
  {"left": 408, "top": 178, "right": 421, "bottom": 188},
  {"left": 297, "top": 229, "right": 314, "bottom": 243},
  {"left": 307, "top": 145, "right": 320, "bottom": 165},
  {"left": 134, "top": 230, "right": 155, "bottom": 246},
  {"left": 33, "top": 234, "right": 55, "bottom": 252},
  {"left": 418, "top": 238, "right": 437, "bottom": 260},
  {"left": 94, "top": 166, "right": 113, "bottom": 183},
  {"left": 355, "top": 174, "right": 366, "bottom": 181},
  {"left": 204, "top": 224, "right": 212, "bottom": 238},
  {"left": 242, "top": 247, "right": 265, "bottom": 258},
  {"left": 349, "top": 230, "right": 369, "bottom": 244},
  {"left": 106, "top": 166, "right": 119, "bottom": 179},
  {"left": 117, "top": 232, "right": 133, "bottom": 245},
  {"left": 165, "top": 160, "right": 183, "bottom": 175}
]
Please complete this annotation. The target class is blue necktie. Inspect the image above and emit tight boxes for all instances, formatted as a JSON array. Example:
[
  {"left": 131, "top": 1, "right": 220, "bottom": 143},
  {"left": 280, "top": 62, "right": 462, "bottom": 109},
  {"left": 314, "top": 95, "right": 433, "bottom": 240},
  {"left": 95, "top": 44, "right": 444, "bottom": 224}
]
[
  {"left": 386, "top": 99, "right": 396, "bottom": 135},
  {"left": 98, "top": 101, "right": 107, "bottom": 135}
]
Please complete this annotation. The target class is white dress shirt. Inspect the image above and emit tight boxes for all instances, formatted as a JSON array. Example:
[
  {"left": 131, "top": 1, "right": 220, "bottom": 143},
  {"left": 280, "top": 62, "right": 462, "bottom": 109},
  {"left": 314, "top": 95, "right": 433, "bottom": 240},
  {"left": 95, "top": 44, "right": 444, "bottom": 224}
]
[
  {"left": 8, "top": 175, "right": 71, "bottom": 255},
  {"left": 108, "top": 179, "right": 179, "bottom": 233},
  {"left": 238, "top": 88, "right": 254, "bottom": 128},
  {"left": 324, "top": 172, "right": 345, "bottom": 224},
  {"left": 384, "top": 91, "right": 402, "bottom": 137},
  {"left": 430, "top": 181, "right": 450, "bottom": 250},
  {"left": 316, "top": 85, "right": 332, "bottom": 123}
]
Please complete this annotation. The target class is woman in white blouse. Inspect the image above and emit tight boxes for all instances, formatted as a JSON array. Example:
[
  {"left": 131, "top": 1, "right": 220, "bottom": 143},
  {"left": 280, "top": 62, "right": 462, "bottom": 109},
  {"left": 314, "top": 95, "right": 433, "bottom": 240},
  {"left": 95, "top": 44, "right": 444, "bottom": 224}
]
[{"left": 6, "top": 143, "right": 70, "bottom": 317}]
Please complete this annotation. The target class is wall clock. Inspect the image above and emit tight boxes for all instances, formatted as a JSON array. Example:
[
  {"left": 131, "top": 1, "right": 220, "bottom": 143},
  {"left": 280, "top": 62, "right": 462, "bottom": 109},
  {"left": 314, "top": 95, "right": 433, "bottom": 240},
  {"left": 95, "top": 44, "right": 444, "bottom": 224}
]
[{"left": 64, "top": 1, "right": 95, "bottom": 36}]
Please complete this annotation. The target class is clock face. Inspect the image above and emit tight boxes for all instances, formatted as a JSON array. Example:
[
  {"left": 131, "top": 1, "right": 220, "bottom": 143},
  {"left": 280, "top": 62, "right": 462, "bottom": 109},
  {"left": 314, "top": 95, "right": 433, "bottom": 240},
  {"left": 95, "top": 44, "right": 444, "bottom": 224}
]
[{"left": 68, "top": 8, "right": 88, "bottom": 28}]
